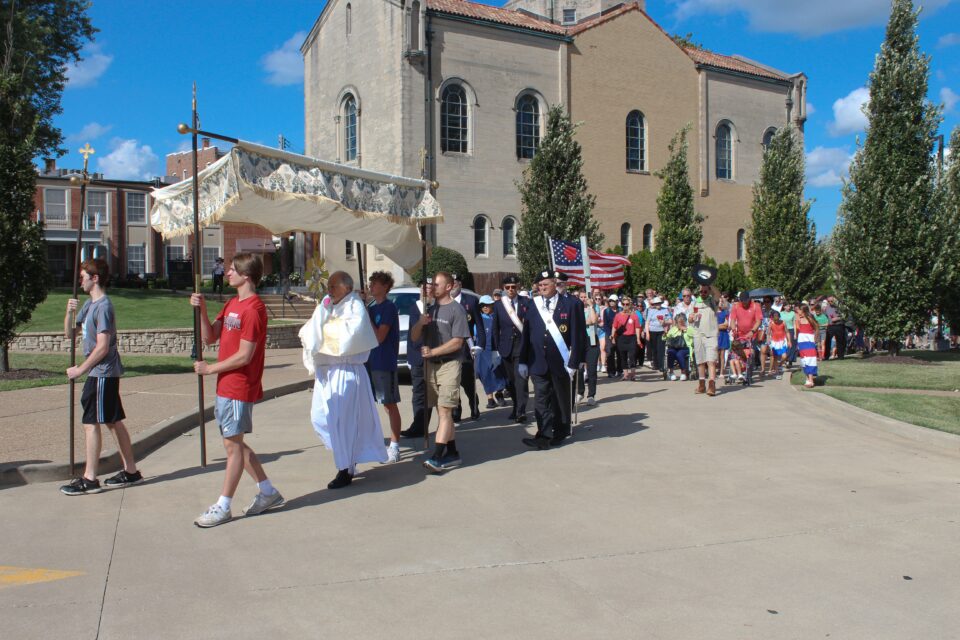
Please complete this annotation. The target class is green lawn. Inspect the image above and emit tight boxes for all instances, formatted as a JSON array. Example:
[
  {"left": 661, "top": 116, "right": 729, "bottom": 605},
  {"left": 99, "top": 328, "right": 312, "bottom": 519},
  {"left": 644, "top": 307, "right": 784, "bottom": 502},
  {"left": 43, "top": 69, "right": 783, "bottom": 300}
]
[
  {"left": 791, "top": 350, "right": 960, "bottom": 392},
  {"left": 816, "top": 388, "right": 960, "bottom": 436},
  {"left": 20, "top": 288, "right": 226, "bottom": 333},
  {"left": 0, "top": 352, "right": 200, "bottom": 392}
]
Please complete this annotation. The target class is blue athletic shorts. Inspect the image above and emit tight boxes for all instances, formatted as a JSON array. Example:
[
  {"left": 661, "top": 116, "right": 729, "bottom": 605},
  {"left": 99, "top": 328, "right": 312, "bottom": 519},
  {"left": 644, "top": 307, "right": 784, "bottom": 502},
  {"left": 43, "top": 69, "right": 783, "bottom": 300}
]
[{"left": 214, "top": 395, "right": 254, "bottom": 438}]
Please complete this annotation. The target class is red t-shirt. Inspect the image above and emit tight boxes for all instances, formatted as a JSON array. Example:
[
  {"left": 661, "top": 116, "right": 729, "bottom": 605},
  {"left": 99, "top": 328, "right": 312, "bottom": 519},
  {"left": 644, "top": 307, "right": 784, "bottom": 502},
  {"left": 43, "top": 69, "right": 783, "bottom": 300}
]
[
  {"left": 612, "top": 311, "right": 639, "bottom": 337},
  {"left": 215, "top": 294, "right": 267, "bottom": 402},
  {"left": 729, "top": 301, "right": 762, "bottom": 341}
]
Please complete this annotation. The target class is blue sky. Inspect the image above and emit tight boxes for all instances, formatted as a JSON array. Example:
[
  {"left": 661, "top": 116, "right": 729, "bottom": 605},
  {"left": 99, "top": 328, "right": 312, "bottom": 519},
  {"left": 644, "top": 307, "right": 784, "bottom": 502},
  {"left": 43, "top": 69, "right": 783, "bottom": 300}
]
[{"left": 53, "top": 0, "right": 959, "bottom": 236}]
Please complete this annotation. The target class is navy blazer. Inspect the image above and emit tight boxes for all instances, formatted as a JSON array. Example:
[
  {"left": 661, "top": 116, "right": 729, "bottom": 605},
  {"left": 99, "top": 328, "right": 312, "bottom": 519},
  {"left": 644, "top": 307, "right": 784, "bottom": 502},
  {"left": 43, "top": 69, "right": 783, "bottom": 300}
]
[
  {"left": 519, "top": 294, "right": 585, "bottom": 376},
  {"left": 406, "top": 301, "right": 424, "bottom": 367},
  {"left": 456, "top": 292, "right": 486, "bottom": 351},
  {"left": 490, "top": 296, "right": 529, "bottom": 359}
]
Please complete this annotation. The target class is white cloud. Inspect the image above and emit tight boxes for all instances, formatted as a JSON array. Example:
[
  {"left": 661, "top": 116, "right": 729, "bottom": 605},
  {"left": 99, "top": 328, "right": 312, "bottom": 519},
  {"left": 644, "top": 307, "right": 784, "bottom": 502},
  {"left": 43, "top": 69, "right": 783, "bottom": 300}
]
[
  {"left": 941, "top": 87, "right": 959, "bottom": 113},
  {"left": 807, "top": 146, "right": 854, "bottom": 187},
  {"left": 806, "top": 102, "right": 816, "bottom": 116},
  {"left": 65, "top": 122, "right": 112, "bottom": 144},
  {"left": 261, "top": 31, "right": 306, "bottom": 86},
  {"left": 97, "top": 138, "right": 159, "bottom": 180},
  {"left": 669, "top": 0, "right": 952, "bottom": 37},
  {"left": 828, "top": 87, "right": 869, "bottom": 136},
  {"left": 937, "top": 33, "right": 960, "bottom": 48},
  {"left": 66, "top": 43, "right": 113, "bottom": 88}
]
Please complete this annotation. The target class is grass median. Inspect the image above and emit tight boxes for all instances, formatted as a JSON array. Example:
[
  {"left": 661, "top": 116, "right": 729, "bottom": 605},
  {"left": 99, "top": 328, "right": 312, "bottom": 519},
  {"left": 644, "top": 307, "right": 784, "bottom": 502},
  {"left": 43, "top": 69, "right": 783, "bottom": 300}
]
[
  {"left": 791, "top": 350, "right": 960, "bottom": 392},
  {"left": 815, "top": 388, "right": 960, "bottom": 436},
  {"left": 1, "top": 352, "right": 201, "bottom": 392}
]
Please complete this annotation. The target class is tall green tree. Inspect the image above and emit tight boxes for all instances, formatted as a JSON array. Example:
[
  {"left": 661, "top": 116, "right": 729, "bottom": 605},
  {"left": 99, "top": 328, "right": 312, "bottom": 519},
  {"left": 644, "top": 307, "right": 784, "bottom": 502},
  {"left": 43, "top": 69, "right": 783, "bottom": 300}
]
[
  {"left": 0, "top": 1, "right": 95, "bottom": 371},
  {"left": 652, "top": 126, "right": 703, "bottom": 296},
  {"left": 516, "top": 105, "right": 601, "bottom": 284},
  {"left": 746, "top": 126, "right": 827, "bottom": 300},
  {"left": 934, "top": 126, "right": 960, "bottom": 333},
  {"left": 833, "top": 0, "right": 940, "bottom": 353}
]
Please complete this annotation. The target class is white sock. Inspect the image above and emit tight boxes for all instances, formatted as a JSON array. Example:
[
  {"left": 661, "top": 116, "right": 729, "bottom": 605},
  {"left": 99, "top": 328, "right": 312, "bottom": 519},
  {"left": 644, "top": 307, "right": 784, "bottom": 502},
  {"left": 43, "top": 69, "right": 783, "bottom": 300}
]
[
  {"left": 257, "top": 479, "right": 277, "bottom": 495},
  {"left": 217, "top": 495, "right": 232, "bottom": 511},
  {"left": 389, "top": 441, "right": 400, "bottom": 449}
]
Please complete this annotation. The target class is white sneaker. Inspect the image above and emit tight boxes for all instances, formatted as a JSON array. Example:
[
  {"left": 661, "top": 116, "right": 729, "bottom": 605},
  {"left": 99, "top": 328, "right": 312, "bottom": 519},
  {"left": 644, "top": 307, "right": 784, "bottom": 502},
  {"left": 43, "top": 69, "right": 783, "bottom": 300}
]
[
  {"left": 600, "top": 365, "right": 606, "bottom": 373},
  {"left": 575, "top": 394, "right": 584, "bottom": 404},
  {"left": 680, "top": 374, "right": 688, "bottom": 381},
  {"left": 587, "top": 397, "right": 596, "bottom": 406},
  {"left": 669, "top": 374, "right": 678, "bottom": 381},
  {"left": 244, "top": 491, "right": 285, "bottom": 516},
  {"left": 387, "top": 443, "right": 401, "bottom": 464},
  {"left": 195, "top": 504, "right": 232, "bottom": 528}
]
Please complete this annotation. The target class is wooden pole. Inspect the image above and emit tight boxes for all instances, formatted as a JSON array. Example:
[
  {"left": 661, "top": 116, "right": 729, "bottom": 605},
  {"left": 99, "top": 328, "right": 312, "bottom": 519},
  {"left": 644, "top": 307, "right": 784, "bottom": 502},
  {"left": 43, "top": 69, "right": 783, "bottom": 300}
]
[{"left": 191, "top": 84, "right": 207, "bottom": 467}]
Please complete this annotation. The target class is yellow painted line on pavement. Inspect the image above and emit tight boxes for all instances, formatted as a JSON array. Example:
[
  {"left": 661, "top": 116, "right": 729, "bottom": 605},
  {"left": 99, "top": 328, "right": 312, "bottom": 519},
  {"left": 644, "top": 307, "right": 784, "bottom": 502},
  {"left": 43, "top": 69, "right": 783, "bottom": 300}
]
[{"left": 0, "top": 565, "right": 83, "bottom": 589}]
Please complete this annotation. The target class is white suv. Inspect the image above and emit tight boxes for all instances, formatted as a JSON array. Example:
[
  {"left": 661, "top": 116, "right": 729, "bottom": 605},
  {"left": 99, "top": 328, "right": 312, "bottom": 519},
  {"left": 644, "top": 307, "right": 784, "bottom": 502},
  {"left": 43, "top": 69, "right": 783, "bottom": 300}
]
[{"left": 387, "top": 286, "right": 477, "bottom": 370}]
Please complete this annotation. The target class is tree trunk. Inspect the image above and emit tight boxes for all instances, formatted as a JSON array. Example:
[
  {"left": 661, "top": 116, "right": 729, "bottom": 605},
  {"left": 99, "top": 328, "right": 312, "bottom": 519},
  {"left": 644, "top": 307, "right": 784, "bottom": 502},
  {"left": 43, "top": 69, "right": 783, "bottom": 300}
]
[{"left": 1, "top": 342, "right": 9, "bottom": 373}]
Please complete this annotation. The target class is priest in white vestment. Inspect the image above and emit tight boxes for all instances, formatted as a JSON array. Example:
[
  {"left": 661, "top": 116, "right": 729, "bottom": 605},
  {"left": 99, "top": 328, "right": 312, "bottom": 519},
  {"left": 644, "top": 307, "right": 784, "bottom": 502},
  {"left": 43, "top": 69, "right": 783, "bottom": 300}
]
[{"left": 299, "top": 271, "right": 387, "bottom": 489}]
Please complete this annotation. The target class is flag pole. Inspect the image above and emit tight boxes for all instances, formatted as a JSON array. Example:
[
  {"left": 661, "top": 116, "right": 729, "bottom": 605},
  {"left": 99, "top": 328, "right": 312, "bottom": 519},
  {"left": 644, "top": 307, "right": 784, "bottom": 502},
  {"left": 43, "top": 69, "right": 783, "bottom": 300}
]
[
  {"left": 190, "top": 83, "right": 207, "bottom": 468},
  {"left": 67, "top": 143, "right": 95, "bottom": 475},
  {"left": 544, "top": 232, "right": 554, "bottom": 272}
]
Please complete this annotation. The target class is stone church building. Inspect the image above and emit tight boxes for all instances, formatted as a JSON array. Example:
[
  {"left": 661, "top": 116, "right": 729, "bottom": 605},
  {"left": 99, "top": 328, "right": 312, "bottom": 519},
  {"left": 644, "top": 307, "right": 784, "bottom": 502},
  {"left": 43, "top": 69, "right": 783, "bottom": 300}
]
[{"left": 301, "top": 0, "right": 807, "bottom": 285}]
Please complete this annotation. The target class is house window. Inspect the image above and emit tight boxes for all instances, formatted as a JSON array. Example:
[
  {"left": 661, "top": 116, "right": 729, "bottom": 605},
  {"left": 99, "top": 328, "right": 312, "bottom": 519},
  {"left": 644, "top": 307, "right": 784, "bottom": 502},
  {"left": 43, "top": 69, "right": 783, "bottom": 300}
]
[
  {"left": 502, "top": 216, "right": 517, "bottom": 257},
  {"left": 626, "top": 110, "right": 646, "bottom": 172},
  {"left": 86, "top": 191, "right": 108, "bottom": 228},
  {"left": 620, "top": 223, "right": 632, "bottom": 255},
  {"left": 202, "top": 247, "right": 220, "bottom": 277},
  {"left": 562, "top": 8, "right": 576, "bottom": 23},
  {"left": 126, "top": 192, "right": 147, "bottom": 224},
  {"left": 642, "top": 224, "right": 653, "bottom": 251},
  {"left": 516, "top": 94, "right": 540, "bottom": 160},
  {"left": 716, "top": 123, "right": 733, "bottom": 180},
  {"left": 762, "top": 127, "right": 777, "bottom": 151},
  {"left": 166, "top": 245, "right": 185, "bottom": 262},
  {"left": 127, "top": 245, "right": 145, "bottom": 276},
  {"left": 44, "top": 188, "right": 67, "bottom": 222},
  {"left": 345, "top": 239, "right": 355, "bottom": 259},
  {"left": 441, "top": 84, "right": 468, "bottom": 154},
  {"left": 473, "top": 215, "right": 489, "bottom": 256},
  {"left": 737, "top": 229, "right": 746, "bottom": 262},
  {"left": 344, "top": 96, "right": 358, "bottom": 162}
]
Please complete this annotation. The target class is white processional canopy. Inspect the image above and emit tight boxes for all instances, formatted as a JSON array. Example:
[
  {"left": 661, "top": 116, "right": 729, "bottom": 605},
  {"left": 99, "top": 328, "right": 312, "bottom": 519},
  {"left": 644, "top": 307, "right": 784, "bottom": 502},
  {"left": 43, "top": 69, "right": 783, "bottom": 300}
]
[{"left": 150, "top": 141, "right": 442, "bottom": 270}]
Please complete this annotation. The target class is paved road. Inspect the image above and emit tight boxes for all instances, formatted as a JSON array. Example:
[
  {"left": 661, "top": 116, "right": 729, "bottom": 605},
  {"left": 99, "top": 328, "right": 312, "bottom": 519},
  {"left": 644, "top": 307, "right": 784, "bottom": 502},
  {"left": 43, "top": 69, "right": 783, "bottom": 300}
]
[{"left": 2, "top": 371, "right": 958, "bottom": 639}]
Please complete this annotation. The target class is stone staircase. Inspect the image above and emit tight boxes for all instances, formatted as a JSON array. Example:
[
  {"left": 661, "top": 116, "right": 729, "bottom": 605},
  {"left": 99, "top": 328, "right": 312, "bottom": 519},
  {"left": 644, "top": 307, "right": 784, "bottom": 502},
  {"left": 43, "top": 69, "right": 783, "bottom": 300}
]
[{"left": 258, "top": 294, "right": 315, "bottom": 321}]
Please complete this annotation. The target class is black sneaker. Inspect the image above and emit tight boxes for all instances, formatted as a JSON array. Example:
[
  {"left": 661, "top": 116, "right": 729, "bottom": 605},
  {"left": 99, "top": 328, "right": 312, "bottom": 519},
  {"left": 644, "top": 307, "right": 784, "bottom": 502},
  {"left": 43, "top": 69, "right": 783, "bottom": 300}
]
[
  {"left": 104, "top": 470, "right": 143, "bottom": 488},
  {"left": 327, "top": 469, "right": 353, "bottom": 489},
  {"left": 60, "top": 477, "right": 103, "bottom": 496}
]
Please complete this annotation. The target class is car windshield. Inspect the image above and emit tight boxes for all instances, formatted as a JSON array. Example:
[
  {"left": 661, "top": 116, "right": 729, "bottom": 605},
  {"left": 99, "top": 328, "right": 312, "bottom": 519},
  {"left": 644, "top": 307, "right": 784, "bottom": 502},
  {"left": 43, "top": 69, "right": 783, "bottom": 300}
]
[{"left": 387, "top": 292, "right": 420, "bottom": 316}]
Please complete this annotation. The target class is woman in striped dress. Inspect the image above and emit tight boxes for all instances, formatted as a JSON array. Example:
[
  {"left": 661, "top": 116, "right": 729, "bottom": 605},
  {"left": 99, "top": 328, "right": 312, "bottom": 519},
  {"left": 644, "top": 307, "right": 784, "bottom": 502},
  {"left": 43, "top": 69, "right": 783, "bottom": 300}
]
[{"left": 795, "top": 305, "right": 820, "bottom": 388}]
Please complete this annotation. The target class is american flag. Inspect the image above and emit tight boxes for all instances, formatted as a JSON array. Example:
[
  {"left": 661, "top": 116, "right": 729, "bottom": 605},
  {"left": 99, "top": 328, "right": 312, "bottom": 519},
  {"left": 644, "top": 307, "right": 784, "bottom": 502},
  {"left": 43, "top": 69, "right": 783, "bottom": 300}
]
[{"left": 550, "top": 238, "right": 630, "bottom": 290}]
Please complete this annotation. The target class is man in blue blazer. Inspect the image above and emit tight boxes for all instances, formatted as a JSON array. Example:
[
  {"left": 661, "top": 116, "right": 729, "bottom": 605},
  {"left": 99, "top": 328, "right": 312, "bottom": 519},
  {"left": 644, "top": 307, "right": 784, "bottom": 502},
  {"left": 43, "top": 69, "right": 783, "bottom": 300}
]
[
  {"left": 519, "top": 270, "right": 585, "bottom": 448},
  {"left": 491, "top": 275, "right": 529, "bottom": 422},
  {"left": 451, "top": 274, "right": 484, "bottom": 422}
]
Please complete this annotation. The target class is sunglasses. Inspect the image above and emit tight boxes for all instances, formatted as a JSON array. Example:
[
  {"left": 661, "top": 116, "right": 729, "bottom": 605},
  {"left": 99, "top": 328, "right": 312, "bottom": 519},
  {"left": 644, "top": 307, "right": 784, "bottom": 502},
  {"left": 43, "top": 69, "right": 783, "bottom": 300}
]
[{"left": 503, "top": 285, "right": 517, "bottom": 289}]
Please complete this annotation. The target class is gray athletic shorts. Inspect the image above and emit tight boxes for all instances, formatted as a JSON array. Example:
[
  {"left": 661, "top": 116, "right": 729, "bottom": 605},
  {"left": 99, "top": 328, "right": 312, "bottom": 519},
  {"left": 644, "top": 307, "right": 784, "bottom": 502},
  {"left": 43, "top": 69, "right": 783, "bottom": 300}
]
[
  {"left": 370, "top": 370, "right": 401, "bottom": 405},
  {"left": 215, "top": 395, "right": 254, "bottom": 438}
]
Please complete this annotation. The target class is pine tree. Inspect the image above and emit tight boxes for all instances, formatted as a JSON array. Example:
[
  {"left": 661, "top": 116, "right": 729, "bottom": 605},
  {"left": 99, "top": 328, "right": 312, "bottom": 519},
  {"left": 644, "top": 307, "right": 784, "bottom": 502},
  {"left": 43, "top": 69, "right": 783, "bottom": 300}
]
[
  {"left": 652, "top": 127, "right": 703, "bottom": 297},
  {"left": 0, "top": 1, "right": 95, "bottom": 371},
  {"left": 746, "top": 126, "right": 827, "bottom": 300},
  {"left": 934, "top": 126, "right": 960, "bottom": 333},
  {"left": 515, "top": 105, "right": 601, "bottom": 284},
  {"left": 834, "top": 0, "right": 941, "bottom": 353}
]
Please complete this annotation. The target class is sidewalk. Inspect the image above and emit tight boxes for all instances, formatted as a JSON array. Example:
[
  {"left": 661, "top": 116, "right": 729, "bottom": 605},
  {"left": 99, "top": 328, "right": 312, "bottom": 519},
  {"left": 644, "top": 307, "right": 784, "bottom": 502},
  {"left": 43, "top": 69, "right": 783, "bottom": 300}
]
[
  {"left": 2, "top": 370, "right": 959, "bottom": 638},
  {"left": 0, "top": 349, "right": 309, "bottom": 473}
]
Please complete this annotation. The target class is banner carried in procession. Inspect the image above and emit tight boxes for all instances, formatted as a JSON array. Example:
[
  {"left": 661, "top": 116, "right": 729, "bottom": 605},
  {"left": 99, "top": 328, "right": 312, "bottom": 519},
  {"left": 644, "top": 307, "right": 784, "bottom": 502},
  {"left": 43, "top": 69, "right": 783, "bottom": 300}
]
[
  {"left": 550, "top": 238, "right": 630, "bottom": 290},
  {"left": 150, "top": 141, "right": 443, "bottom": 270}
]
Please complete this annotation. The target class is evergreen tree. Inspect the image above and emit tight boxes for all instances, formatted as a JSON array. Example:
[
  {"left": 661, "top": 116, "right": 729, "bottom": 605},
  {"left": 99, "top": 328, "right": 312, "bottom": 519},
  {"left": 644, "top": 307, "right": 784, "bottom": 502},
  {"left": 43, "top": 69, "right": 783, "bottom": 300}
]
[
  {"left": 833, "top": 0, "right": 941, "bottom": 353},
  {"left": 0, "top": 1, "right": 95, "bottom": 371},
  {"left": 746, "top": 126, "right": 827, "bottom": 300},
  {"left": 516, "top": 105, "right": 601, "bottom": 284},
  {"left": 626, "top": 249, "right": 655, "bottom": 296},
  {"left": 414, "top": 246, "right": 471, "bottom": 290},
  {"left": 652, "top": 127, "right": 703, "bottom": 297},
  {"left": 934, "top": 126, "right": 960, "bottom": 333}
]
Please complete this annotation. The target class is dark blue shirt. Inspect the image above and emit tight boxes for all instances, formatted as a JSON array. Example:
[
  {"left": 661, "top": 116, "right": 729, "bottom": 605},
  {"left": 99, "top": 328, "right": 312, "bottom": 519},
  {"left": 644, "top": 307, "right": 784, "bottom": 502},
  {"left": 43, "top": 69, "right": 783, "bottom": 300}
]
[{"left": 367, "top": 299, "right": 399, "bottom": 372}]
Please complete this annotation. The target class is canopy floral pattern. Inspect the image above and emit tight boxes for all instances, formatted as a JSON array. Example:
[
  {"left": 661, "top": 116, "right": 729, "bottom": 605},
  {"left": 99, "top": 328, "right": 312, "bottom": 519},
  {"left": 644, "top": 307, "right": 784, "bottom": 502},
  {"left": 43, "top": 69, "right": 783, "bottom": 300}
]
[{"left": 150, "top": 141, "right": 442, "bottom": 270}]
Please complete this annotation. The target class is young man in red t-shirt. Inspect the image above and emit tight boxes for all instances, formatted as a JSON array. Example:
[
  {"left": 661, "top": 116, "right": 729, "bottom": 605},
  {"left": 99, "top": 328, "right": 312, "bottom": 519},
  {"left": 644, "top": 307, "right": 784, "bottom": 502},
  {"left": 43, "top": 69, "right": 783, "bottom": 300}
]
[{"left": 190, "top": 253, "right": 283, "bottom": 528}]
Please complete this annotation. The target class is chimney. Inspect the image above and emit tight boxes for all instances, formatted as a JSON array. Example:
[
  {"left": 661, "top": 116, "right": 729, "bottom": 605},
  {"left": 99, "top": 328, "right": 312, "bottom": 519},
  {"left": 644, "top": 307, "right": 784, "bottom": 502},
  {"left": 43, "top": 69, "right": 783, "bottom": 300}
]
[
  {"left": 202, "top": 137, "right": 211, "bottom": 149},
  {"left": 44, "top": 158, "right": 56, "bottom": 173}
]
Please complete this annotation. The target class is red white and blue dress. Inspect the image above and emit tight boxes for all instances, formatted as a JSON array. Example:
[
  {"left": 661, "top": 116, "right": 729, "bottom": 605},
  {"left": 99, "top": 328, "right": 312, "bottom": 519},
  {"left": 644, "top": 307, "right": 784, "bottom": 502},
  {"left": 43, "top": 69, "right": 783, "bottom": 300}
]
[{"left": 796, "top": 317, "right": 818, "bottom": 376}]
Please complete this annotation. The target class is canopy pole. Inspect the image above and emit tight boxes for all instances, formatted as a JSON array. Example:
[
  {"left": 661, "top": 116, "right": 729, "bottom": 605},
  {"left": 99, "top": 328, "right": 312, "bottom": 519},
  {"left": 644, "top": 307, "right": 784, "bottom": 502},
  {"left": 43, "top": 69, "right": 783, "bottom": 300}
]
[
  {"left": 357, "top": 243, "right": 366, "bottom": 293},
  {"left": 67, "top": 143, "right": 95, "bottom": 476},
  {"left": 190, "top": 84, "right": 207, "bottom": 468}
]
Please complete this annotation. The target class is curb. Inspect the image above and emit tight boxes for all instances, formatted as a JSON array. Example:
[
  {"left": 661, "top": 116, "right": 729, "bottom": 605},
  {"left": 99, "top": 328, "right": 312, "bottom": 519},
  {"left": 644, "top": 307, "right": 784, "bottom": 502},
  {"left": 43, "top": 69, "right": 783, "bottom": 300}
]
[
  {"left": 0, "top": 378, "right": 313, "bottom": 487},
  {"left": 786, "top": 376, "right": 960, "bottom": 451}
]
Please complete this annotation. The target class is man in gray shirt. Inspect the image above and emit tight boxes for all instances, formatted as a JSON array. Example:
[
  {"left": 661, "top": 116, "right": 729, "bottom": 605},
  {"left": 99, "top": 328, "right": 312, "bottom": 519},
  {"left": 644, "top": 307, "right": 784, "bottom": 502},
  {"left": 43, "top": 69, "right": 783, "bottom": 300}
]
[
  {"left": 61, "top": 258, "right": 142, "bottom": 495},
  {"left": 411, "top": 271, "right": 470, "bottom": 473}
]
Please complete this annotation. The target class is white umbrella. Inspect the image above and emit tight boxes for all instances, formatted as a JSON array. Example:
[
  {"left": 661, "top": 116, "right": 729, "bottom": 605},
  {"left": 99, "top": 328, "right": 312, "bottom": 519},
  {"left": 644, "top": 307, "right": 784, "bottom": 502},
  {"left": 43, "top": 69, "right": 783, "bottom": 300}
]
[{"left": 150, "top": 141, "right": 442, "bottom": 270}]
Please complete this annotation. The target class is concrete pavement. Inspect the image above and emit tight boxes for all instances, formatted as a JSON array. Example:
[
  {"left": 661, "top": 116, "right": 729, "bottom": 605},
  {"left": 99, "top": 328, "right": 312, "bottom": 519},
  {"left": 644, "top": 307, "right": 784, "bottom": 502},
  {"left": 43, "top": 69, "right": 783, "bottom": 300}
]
[{"left": 2, "top": 371, "right": 958, "bottom": 639}]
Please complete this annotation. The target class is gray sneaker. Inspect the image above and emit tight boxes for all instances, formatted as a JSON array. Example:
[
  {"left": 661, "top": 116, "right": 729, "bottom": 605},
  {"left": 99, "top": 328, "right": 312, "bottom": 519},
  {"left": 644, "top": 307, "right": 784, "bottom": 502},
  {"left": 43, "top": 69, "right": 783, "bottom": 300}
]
[
  {"left": 194, "top": 504, "right": 232, "bottom": 528},
  {"left": 243, "top": 491, "right": 285, "bottom": 516}
]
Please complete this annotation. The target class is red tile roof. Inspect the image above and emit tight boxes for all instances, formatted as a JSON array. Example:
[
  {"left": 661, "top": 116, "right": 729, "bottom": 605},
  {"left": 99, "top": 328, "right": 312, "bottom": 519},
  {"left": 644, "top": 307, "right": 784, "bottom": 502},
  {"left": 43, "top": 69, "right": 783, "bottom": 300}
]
[
  {"left": 566, "top": 1, "right": 641, "bottom": 35},
  {"left": 427, "top": 0, "right": 567, "bottom": 35},
  {"left": 683, "top": 48, "right": 790, "bottom": 82}
]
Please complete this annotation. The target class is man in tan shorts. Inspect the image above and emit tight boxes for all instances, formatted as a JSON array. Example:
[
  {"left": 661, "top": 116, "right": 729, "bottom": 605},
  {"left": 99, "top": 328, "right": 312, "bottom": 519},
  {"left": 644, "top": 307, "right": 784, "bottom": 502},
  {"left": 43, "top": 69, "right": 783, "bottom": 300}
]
[
  {"left": 690, "top": 283, "right": 720, "bottom": 396},
  {"left": 410, "top": 271, "right": 470, "bottom": 473}
]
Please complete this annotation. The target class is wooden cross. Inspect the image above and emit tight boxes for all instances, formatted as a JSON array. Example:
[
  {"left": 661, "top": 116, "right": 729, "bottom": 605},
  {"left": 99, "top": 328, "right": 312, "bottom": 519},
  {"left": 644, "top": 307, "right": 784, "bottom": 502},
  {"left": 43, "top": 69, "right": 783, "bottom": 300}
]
[{"left": 78, "top": 143, "right": 95, "bottom": 172}]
